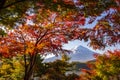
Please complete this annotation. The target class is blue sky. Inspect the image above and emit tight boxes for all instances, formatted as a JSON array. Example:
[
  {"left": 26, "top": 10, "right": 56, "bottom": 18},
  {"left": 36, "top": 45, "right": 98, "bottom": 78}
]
[
  {"left": 45, "top": 40, "right": 120, "bottom": 58},
  {"left": 63, "top": 40, "right": 120, "bottom": 54},
  {"left": 46, "top": 8, "right": 120, "bottom": 58},
  {"left": 62, "top": 8, "right": 120, "bottom": 54}
]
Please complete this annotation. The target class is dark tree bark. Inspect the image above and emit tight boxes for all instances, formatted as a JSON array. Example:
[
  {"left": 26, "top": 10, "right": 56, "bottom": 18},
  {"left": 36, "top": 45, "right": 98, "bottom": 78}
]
[
  {"left": 0, "top": 0, "right": 6, "bottom": 10},
  {"left": 24, "top": 54, "right": 37, "bottom": 80}
]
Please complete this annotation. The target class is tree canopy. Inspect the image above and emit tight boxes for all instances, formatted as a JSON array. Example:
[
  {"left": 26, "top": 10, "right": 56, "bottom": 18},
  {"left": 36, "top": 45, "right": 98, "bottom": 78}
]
[
  {"left": 0, "top": 0, "right": 119, "bottom": 49},
  {"left": 0, "top": 0, "right": 120, "bottom": 79},
  {"left": 79, "top": 50, "right": 120, "bottom": 80}
]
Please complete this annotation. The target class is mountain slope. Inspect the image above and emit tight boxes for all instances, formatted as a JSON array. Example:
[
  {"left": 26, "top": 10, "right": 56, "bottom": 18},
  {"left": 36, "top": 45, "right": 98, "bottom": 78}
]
[{"left": 44, "top": 45, "right": 96, "bottom": 62}]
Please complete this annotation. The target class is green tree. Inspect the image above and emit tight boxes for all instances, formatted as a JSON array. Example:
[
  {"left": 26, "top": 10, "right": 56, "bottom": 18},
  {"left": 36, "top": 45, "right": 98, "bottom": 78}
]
[
  {"left": 32, "top": 54, "right": 47, "bottom": 78},
  {"left": 61, "top": 54, "right": 71, "bottom": 62},
  {"left": 39, "top": 54, "right": 78, "bottom": 80},
  {"left": 0, "top": 55, "right": 24, "bottom": 80},
  {"left": 0, "top": 0, "right": 77, "bottom": 27},
  {"left": 79, "top": 50, "right": 120, "bottom": 80}
]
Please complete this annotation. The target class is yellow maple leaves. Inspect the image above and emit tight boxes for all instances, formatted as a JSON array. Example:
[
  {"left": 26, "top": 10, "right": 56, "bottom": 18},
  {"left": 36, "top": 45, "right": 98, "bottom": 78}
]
[
  {"left": 44, "top": 23, "right": 54, "bottom": 29},
  {"left": 25, "top": 42, "right": 35, "bottom": 54},
  {"left": 25, "top": 41, "right": 49, "bottom": 55}
]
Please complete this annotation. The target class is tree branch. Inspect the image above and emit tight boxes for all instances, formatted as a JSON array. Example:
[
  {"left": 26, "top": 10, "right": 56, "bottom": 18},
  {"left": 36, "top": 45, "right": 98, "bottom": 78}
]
[
  {"left": 35, "top": 29, "right": 49, "bottom": 46},
  {"left": 1, "top": 0, "right": 27, "bottom": 10}
]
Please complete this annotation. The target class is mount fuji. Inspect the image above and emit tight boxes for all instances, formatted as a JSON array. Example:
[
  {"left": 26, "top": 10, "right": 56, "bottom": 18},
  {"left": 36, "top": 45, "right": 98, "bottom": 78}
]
[{"left": 44, "top": 45, "right": 96, "bottom": 62}]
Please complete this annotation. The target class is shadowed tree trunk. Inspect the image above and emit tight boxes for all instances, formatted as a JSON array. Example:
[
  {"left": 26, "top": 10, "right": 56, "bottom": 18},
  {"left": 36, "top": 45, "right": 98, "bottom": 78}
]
[{"left": 24, "top": 54, "right": 37, "bottom": 80}]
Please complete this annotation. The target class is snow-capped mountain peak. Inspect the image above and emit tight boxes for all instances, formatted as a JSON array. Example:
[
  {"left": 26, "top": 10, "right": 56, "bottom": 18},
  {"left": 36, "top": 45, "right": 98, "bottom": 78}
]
[
  {"left": 68, "top": 45, "right": 95, "bottom": 62},
  {"left": 72, "top": 45, "right": 90, "bottom": 53},
  {"left": 44, "top": 45, "right": 96, "bottom": 62}
]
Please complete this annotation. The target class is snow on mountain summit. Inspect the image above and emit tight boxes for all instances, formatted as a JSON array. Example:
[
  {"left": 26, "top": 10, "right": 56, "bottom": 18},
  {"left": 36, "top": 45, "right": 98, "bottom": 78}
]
[
  {"left": 44, "top": 45, "right": 96, "bottom": 62},
  {"left": 69, "top": 45, "right": 95, "bottom": 62}
]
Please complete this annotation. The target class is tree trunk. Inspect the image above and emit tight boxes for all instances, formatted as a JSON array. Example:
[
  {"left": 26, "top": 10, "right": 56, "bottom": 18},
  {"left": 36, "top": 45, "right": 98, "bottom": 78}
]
[
  {"left": 24, "top": 74, "right": 31, "bottom": 80},
  {"left": 24, "top": 62, "right": 34, "bottom": 80},
  {"left": 24, "top": 72, "right": 33, "bottom": 80},
  {"left": 23, "top": 54, "right": 37, "bottom": 80}
]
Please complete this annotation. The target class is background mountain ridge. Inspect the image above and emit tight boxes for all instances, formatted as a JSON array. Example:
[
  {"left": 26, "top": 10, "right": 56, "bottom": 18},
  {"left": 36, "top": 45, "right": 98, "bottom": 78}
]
[{"left": 44, "top": 45, "right": 96, "bottom": 62}]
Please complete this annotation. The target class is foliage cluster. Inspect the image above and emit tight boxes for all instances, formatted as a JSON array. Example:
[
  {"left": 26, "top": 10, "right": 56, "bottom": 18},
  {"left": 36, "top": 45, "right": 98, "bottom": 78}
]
[
  {"left": 79, "top": 50, "right": 120, "bottom": 80},
  {"left": 0, "top": 0, "right": 119, "bottom": 49},
  {"left": 0, "top": 0, "right": 120, "bottom": 79},
  {"left": 0, "top": 55, "right": 24, "bottom": 80},
  {"left": 0, "top": 54, "right": 80, "bottom": 80},
  {"left": 33, "top": 54, "right": 79, "bottom": 80}
]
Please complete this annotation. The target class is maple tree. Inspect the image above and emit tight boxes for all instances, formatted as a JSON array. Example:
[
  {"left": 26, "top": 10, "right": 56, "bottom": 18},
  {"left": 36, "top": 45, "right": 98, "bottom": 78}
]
[
  {"left": 0, "top": 0, "right": 77, "bottom": 27},
  {"left": 0, "top": 0, "right": 119, "bottom": 49},
  {"left": 0, "top": 8, "right": 83, "bottom": 79},
  {"left": 0, "top": 0, "right": 120, "bottom": 79},
  {"left": 79, "top": 50, "right": 120, "bottom": 80}
]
